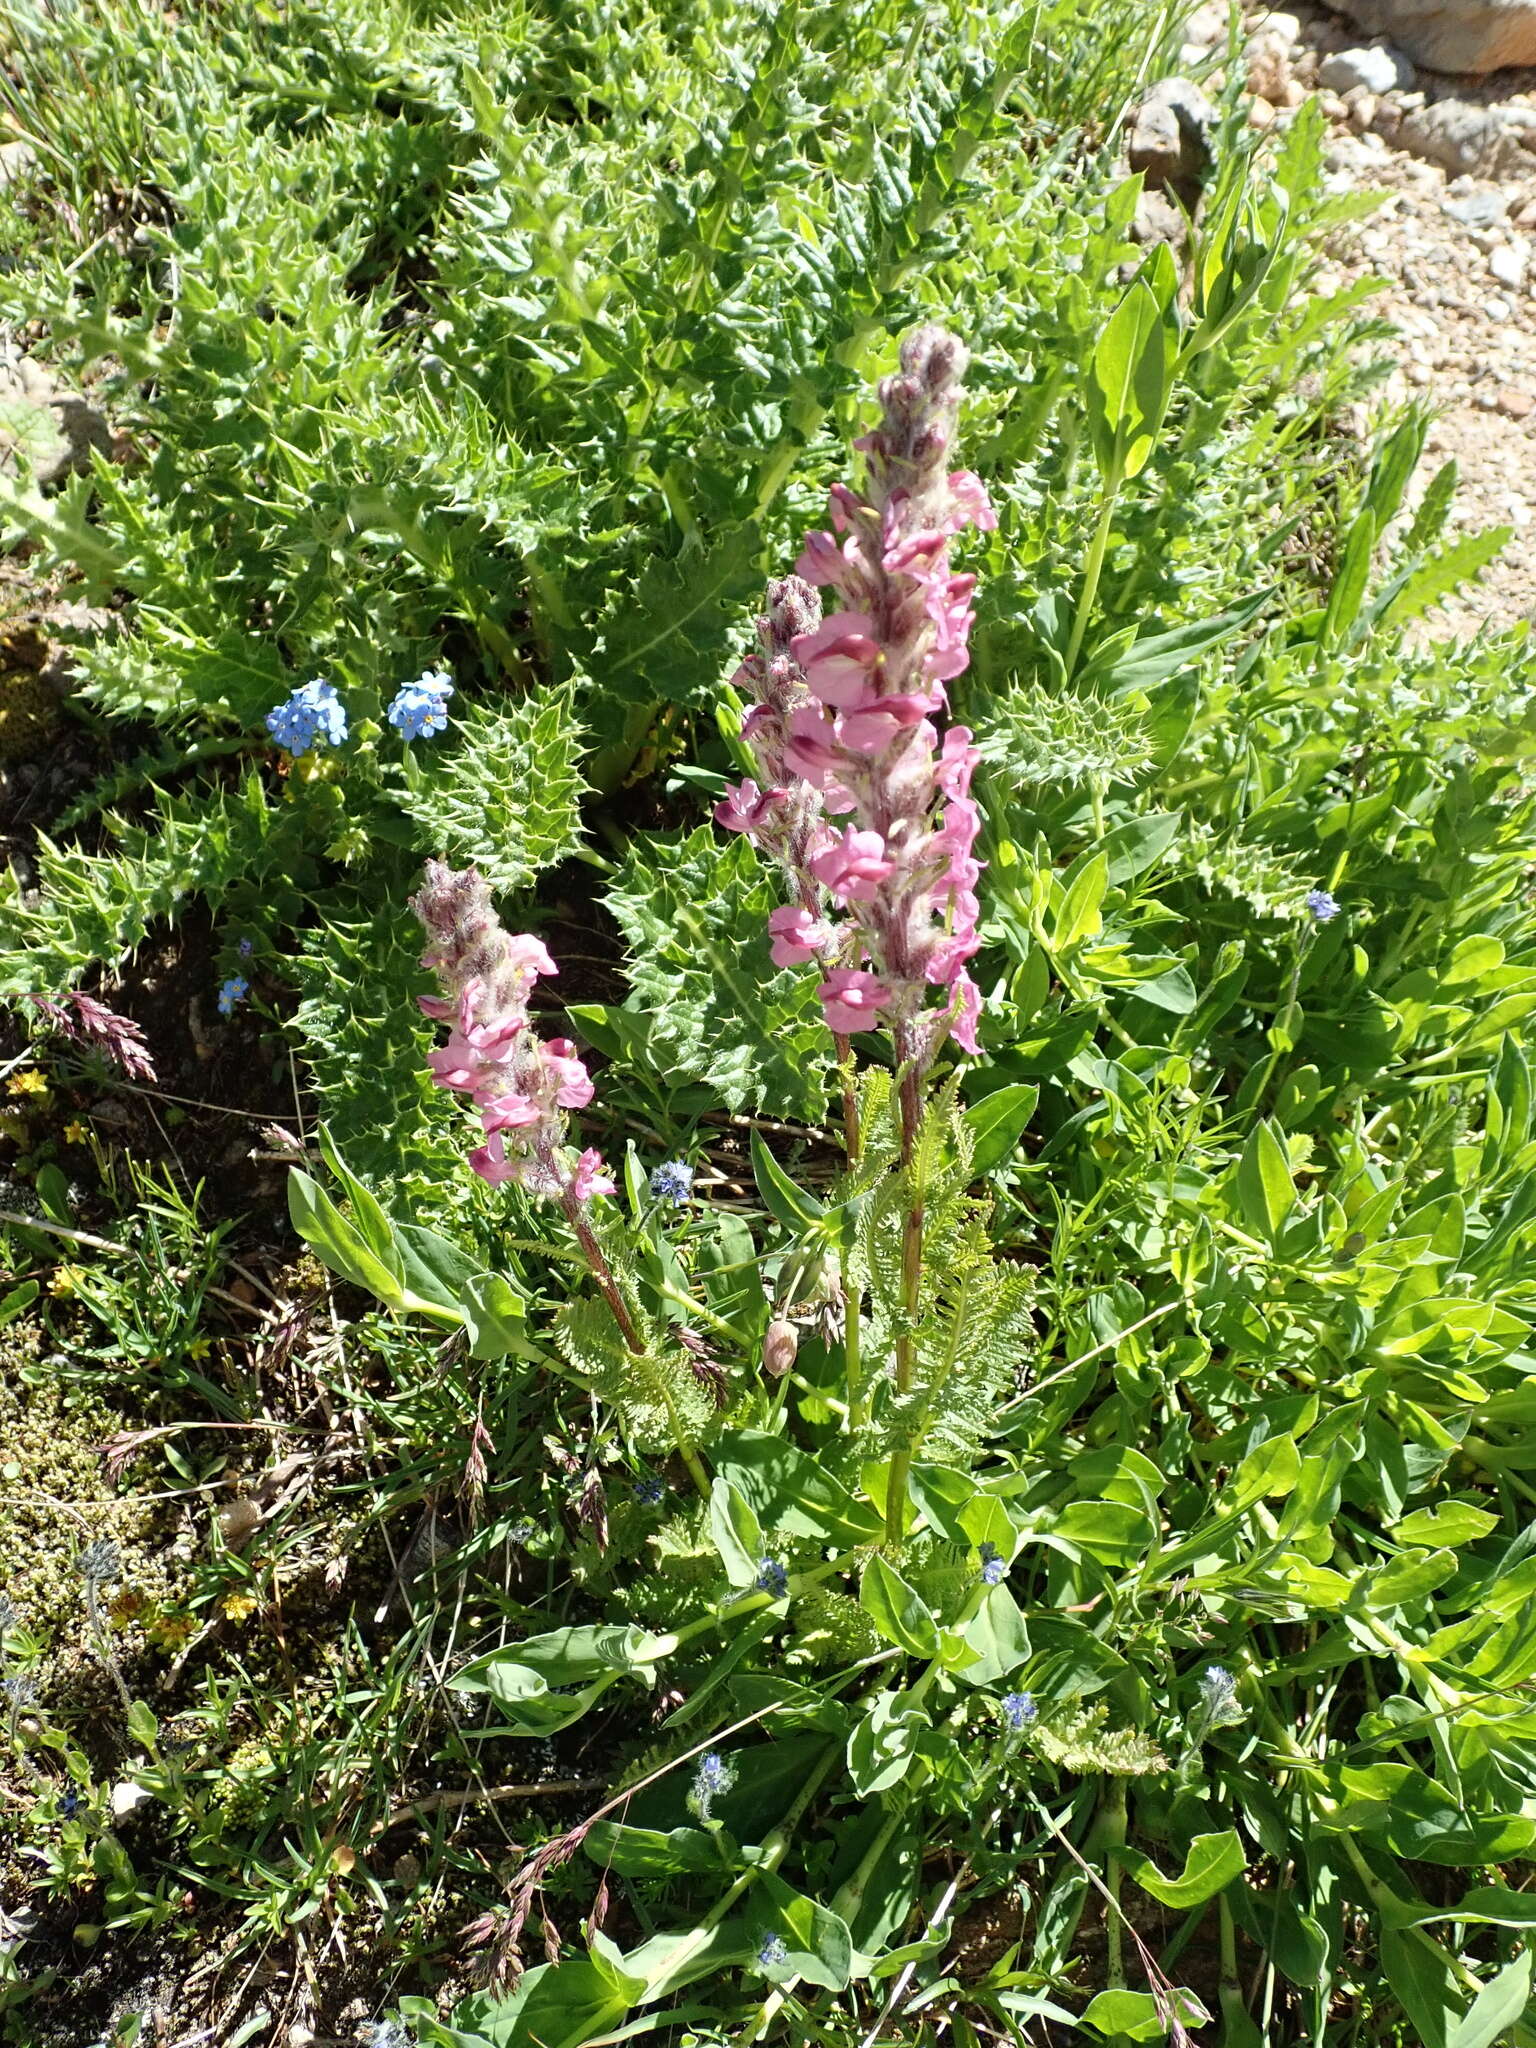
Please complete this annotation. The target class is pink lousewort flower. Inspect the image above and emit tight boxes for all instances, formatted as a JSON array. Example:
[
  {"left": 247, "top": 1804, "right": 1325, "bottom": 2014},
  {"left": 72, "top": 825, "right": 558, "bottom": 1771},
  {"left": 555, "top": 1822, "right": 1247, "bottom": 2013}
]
[
  {"left": 411, "top": 861, "right": 613, "bottom": 1203},
  {"left": 720, "top": 326, "right": 994, "bottom": 1074}
]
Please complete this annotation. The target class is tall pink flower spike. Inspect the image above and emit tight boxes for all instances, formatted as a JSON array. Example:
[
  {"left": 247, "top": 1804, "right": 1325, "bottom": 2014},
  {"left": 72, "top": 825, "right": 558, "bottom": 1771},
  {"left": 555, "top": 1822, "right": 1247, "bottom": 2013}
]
[
  {"left": 716, "top": 325, "right": 995, "bottom": 1084},
  {"left": 411, "top": 860, "right": 616, "bottom": 1202}
]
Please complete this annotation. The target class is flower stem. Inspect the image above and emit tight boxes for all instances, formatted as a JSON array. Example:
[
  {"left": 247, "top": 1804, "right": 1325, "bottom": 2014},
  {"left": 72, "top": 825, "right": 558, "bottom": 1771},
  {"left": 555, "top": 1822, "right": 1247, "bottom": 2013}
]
[{"left": 884, "top": 1055, "right": 926, "bottom": 1547}]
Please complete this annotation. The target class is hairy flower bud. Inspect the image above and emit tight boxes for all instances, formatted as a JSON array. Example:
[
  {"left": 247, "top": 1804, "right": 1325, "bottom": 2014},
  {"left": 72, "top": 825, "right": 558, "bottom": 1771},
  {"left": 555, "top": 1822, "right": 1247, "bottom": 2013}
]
[{"left": 762, "top": 1318, "right": 799, "bottom": 1378}]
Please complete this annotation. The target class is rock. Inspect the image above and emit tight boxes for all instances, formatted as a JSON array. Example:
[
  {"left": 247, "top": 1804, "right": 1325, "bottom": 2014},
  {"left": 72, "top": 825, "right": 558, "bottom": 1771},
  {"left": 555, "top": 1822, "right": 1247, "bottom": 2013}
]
[
  {"left": 1497, "top": 386, "right": 1536, "bottom": 417},
  {"left": 1130, "top": 187, "right": 1192, "bottom": 249},
  {"left": 1248, "top": 94, "right": 1279, "bottom": 129},
  {"left": 1398, "top": 99, "right": 1536, "bottom": 177},
  {"left": 1517, "top": 196, "right": 1536, "bottom": 228},
  {"left": 1442, "top": 185, "right": 1509, "bottom": 228},
  {"left": 1489, "top": 240, "right": 1528, "bottom": 286},
  {"left": 1330, "top": 0, "right": 1536, "bottom": 72},
  {"left": 1182, "top": 0, "right": 1228, "bottom": 44},
  {"left": 1318, "top": 44, "right": 1415, "bottom": 94},
  {"left": 1350, "top": 92, "right": 1380, "bottom": 131},
  {"left": 1246, "top": 27, "right": 1295, "bottom": 102},
  {"left": 111, "top": 1780, "right": 152, "bottom": 1822},
  {"left": 1319, "top": 90, "right": 1350, "bottom": 120},
  {"left": 0, "top": 346, "right": 112, "bottom": 486},
  {"left": 1127, "top": 77, "right": 1217, "bottom": 208}
]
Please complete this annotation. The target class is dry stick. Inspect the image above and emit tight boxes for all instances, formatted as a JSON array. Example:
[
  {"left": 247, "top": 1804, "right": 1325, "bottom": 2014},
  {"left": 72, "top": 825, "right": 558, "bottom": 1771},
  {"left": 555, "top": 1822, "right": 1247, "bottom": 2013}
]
[
  {"left": 379, "top": 1776, "right": 607, "bottom": 1834},
  {"left": 1024, "top": 1786, "right": 1199, "bottom": 2048}
]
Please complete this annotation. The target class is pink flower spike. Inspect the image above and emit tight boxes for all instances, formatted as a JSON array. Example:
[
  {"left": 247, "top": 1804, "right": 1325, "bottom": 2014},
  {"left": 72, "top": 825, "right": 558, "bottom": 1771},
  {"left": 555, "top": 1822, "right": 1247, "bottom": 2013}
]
[
  {"left": 469, "top": 1133, "right": 521, "bottom": 1186},
  {"left": 506, "top": 935, "right": 559, "bottom": 984},
  {"left": 767, "top": 904, "right": 834, "bottom": 966},
  {"left": 545, "top": 1040, "right": 596, "bottom": 1109},
  {"left": 783, "top": 703, "right": 846, "bottom": 785},
  {"left": 945, "top": 470, "right": 997, "bottom": 532},
  {"left": 796, "top": 632, "right": 883, "bottom": 710},
  {"left": 571, "top": 1148, "right": 616, "bottom": 1200},
  {"left": 925, "top": 930, "right": 982, "bottom": 984},
  {"left": 937, "top": 726, "right": 979, "bottom": 800},
  {"left": 810, "top": 826, "right": 895, "bottom": 905},
  {"left": 828, "top": 482, "right": 864, "bottom": 531},
  {"left": 818, "top": 969, "right": 890, "bottom": 1035},
  {"left": 835, "top": 694, "right": 939, "bottom": 755},
  {"left": 480, "top": 1092, "right": 542, "bottom": 1133},
  {"left": 949, "top": 971, "right": 983, "bottom": 1054},
  {"left": 715, "top": 778, "right": 783, "bottom": 835}
]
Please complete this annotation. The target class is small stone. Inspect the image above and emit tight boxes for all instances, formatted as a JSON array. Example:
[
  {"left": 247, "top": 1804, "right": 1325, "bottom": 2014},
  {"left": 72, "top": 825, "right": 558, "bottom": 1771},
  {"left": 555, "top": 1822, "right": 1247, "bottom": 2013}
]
[
  {"left": 1484, "top": 294, "right": 1514, "bottom": 320},
  {"left": 1246, "top": 26, "right": 1294, "bottom": 102},
  {"left": 1497, "top": 387, "right": 1536, "bottom": 419},
  {"left": 1350, "top": 93, "right": 1379, "bottom": 131},
  {"left": 1489, "top": 242, "right": 1528, "bottom": 287},
  {"left": 1319, "top": 91, "right": 1349, "bottom": 120},
  {"left": 1516, "top": 198, "right": 1536, "bottom": 230},
  {"left": 1319, "top": 44, "right": 1414, "bottom": 94},
  {"left": 218, "top": 1497, "right": 264, "bottom": 1548},
  {"left": 1329, "top": 0, "right": 1536, "bottom": 75},
  {"left": 111, "top": 1780, "right": 151, "bottom": 1821},
  {"left": 1182, "top": 0, "right": 1228, "bottom": 44},
  {"left": 1443, "top": 187, "right": 1509, "bottom": 230},
  {"left": 1127, "top": 77, "right": 1218, "bottom": 207},
  {"left": 1248, "top": 94, "right": 1278, "bottom": 129}
]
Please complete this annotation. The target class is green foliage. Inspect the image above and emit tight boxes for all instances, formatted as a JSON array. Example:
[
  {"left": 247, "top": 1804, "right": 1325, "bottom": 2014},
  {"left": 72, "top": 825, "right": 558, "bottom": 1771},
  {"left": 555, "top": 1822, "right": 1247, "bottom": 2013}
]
[
  {"left": 12, "top": 0, "right": 1536, "bottom": 2043},
  {"left": 601, "top": 825, "right": 834, "bottom": 1117},
  {"left": 391, "top": 685, "right": 588, "bottom": 892}
]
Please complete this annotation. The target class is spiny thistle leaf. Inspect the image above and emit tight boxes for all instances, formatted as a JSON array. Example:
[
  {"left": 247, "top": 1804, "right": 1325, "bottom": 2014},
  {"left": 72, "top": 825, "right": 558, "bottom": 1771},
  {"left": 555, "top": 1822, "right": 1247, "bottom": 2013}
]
[
  {"left": 604, "top": 826, "right": 833, "bottom": 1118},
  {"left": 393, "top": 685, "right": 588, "bottom": 892}
]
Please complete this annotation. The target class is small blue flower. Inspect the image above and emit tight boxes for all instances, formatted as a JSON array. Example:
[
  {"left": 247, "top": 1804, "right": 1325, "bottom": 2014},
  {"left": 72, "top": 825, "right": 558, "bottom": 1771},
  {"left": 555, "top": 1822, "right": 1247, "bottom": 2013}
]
[
  {"left": 237, "top": 937, "right": 254, "bottom": 958},
  {"left": 1197, "top": 1663, "right": 1244, "bottom": 1731},
  {"left": 1305, "top": 889, "right": 1340, "bottom": 924},
  {"left": 649, "top": 1160, "right": 694, "bottom": 1207},
  {"left": 755, "top": 1556, "right": 789, "bottom": 1597},
  {"left": 978, "top": 1542, "right": 1007, "bottom": 1586},
  {"left": 756, "top": 1932, "right": 788, "bottom": 1971},
  {"left": 217, "top": 976, "right": 249, "bottom": 1018},
  {"left": 633, "top": 1474, "right": 666, "bottom": 1506},
  {"left": 387, "top": 668, "right": 455, "bottom": 741},
  {"left": 1001, "top": 1690, "right": 1036, "bottom": 1731},
  {"left": 264, "top": 678, "right": 348, "bottom": 754},
  {"left": 61, "top": 1786, "right": 79, "bottom": 1818},
  {"left": 690, "top": 1749, "right": 734, "bottom": 1818}
]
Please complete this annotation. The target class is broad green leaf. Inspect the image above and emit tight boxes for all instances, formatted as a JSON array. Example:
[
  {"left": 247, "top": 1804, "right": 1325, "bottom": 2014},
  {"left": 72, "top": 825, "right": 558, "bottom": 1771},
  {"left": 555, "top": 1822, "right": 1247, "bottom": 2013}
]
[
  {"left": 1448, "top": 1950, "right": 1533, "bottom": 2048},
  {"left": 1235, "top": 1120, "right": 1294, "bottom": 1242},
  {"left": 755, "top": 1868, "right": 854, "bottom": 1991},
  {"left": 1084, "top": 278, "right": 1174, "bottom": 482},
  {"left": 287, "top": 1168, "right": 406, "bottom": 1306},
  {"left": 860, "top": 1555, "right": 939, "bottom": 1658},
  {"left": 582, "top": 1823, "right": 729, "bottom": 1879},
  {"left": 956, "top": 1585, "right": 1031, "bottom": 1687},
  {"left": 1082, "top": 1988, "right": 1208, "bottom": 2040},
  {"left": 963, "top": 1082, "right": 1039, "bottom": 1175},
  {"left": 709, "top": 1478, "right": 764, "bottom": 1589},
  {"left": 1053, "top": 850, "right": 1108, "bottom": 951},
  {"left": 749, "top": 1127, "right": 827, "bottom": 1230},
  {"left": 1119, "top": 1831, "right": 1245, "bottom": 1909},
  {"left": 713, "top": 1430, "right": 881, "bottom": 1547}
]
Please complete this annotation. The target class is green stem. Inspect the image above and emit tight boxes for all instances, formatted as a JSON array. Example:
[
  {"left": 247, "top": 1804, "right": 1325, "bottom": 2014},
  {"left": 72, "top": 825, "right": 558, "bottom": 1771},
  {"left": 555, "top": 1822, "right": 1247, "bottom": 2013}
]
[
  {"left": 638, "top": 1742, "right": 841, "bottom": 2005},
  {"left": 884, "top": 1057, "right": 926, "bottom": 1549},
  {"left": 1064, "top": 466, "right": 1123, "bottom": 682},
  {"left": 1100, "top": 1777, "right": 1128, "bottom": 1996}
]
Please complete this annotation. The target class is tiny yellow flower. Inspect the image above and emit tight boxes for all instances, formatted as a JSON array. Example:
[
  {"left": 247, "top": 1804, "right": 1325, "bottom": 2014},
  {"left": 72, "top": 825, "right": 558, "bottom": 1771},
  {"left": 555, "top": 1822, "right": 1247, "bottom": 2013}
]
[
  {"left": 219, "top": 1589, "right": 259, "bottom": 1623},
  {"left": 63, "top": 1120, "right": 88, "bottom": 1145},
  {"left": 48, "top": 1265, "right": 81, "bottom": 1298},
  {"left": 186, "top": 1336, "right": 211, "bottom": 1362},
  {"left": 6, "top": 1069, "right": 49, "bottom": 1100}
]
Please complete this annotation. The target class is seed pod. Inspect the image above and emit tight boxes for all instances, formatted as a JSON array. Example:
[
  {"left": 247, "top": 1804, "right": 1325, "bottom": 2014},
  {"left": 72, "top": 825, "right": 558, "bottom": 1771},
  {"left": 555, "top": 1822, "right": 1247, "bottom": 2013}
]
[{"left": 763, "top": 1318, "right": 799, "bottom": 1378}]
